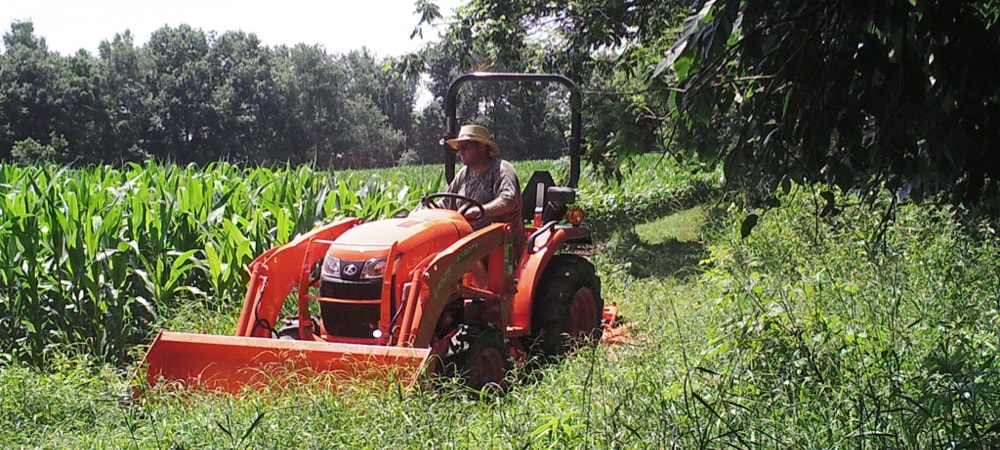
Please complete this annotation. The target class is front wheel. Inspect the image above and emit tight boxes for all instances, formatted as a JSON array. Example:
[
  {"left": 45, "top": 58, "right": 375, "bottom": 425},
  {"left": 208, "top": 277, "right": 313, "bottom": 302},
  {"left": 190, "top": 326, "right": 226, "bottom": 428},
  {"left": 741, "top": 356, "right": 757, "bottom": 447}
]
[
  {"left": 528, "top": 254, "right": 603, "bottom": 359},
  {"left": 438, "top": 324, "right": 512, "bottom": 393}
]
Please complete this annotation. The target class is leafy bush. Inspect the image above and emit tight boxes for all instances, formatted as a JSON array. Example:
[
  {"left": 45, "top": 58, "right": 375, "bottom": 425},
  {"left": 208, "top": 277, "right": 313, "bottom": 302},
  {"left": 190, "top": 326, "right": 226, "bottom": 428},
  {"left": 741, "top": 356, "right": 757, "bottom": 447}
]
[
  {"left": 578, "top": 153, "right": 720, "bottom": 238},
  {"left": 694, "top": 185, "right": 1000, "bottom": 448},
  {"left": 10, "top": 134, "right": 68, "bottom": 164}
]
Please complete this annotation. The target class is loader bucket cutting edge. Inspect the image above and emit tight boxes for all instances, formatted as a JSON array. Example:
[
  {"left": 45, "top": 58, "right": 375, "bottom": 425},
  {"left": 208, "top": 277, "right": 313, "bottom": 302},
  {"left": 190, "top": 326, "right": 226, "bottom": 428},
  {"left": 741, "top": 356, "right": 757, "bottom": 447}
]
[{"left": 140, "top": 331, "right": 432, "bottom": 393}]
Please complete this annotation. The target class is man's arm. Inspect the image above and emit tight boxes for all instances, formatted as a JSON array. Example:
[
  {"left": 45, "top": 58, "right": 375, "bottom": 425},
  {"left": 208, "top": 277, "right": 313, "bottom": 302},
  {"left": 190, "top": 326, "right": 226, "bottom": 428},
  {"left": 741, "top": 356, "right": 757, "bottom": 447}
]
[
  {"left": 480, "top": 160, "right": 520, "bottom": 219},
  {"left": 480, "top": 196, "right": 518, "bottom": 219}
]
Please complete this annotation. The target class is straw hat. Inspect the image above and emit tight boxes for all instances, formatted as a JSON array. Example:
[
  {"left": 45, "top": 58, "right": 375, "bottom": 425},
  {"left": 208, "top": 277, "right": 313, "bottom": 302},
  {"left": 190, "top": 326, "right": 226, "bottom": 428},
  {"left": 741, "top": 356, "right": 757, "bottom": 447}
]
[{"left": 446, "top": 124, "right": 500, "bottom": 156}]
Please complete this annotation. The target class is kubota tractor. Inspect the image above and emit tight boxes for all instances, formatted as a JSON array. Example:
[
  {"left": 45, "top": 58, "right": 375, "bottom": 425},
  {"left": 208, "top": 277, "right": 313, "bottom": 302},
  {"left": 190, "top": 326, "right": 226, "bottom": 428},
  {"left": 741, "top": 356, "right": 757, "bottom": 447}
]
[{"left": 140, "top": 73, "right": 619, "bottom": 393}]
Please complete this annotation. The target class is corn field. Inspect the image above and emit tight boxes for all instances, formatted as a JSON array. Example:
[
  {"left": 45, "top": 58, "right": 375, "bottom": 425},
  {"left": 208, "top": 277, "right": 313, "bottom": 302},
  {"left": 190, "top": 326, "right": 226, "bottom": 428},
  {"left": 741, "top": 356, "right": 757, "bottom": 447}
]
[
  {"left": 0, "top": 161, "right": 443, "bottom": 366},
  {"left": 0, "top": 156, "right": 713, "bottom": 367}
]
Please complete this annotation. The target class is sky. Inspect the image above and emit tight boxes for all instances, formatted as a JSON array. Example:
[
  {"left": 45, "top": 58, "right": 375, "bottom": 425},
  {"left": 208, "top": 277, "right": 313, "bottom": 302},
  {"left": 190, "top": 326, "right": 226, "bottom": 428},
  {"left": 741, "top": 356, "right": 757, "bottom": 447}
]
[{"left": 2, "top": 0, "right": 465, "bottom": 57}]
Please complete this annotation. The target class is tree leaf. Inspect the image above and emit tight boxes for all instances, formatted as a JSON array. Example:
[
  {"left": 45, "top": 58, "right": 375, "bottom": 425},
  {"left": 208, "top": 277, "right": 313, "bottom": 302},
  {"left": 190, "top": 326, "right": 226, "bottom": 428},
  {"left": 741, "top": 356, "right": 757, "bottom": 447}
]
[{"left": 820, "top": 191, "right": 837, "bottom": 217}]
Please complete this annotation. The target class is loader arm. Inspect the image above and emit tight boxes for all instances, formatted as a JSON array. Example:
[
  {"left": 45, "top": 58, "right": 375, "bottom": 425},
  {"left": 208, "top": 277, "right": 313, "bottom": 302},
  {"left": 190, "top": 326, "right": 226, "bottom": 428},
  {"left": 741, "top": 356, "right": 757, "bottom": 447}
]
[
  {"left": 237, "top": 218, "right": 362, "bottom": 337},
  {"left": 399, "top": 223, "right": 513, "bottom": 348}
]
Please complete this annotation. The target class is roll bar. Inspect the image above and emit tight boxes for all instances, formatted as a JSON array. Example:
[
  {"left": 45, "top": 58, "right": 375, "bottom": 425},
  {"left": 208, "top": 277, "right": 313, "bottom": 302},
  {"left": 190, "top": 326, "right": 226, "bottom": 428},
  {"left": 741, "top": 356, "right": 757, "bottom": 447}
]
[{"left": 443, "top": 72, "right": 582, "bottom": 188}]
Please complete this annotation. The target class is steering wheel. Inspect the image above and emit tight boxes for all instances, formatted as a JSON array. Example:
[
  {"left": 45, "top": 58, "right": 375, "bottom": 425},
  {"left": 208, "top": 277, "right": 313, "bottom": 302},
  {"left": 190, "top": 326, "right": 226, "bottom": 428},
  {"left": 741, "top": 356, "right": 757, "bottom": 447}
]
[{"left": 420, "top": 193, "right": 485, "bottom": 220}]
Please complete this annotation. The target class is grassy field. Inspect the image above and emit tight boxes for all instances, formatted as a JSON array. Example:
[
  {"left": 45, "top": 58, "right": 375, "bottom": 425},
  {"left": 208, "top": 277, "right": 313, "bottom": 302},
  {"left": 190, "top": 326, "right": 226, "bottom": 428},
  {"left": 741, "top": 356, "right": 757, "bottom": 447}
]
[{"left": 3, "top": 158, "right": 1000, "bottom": 448}]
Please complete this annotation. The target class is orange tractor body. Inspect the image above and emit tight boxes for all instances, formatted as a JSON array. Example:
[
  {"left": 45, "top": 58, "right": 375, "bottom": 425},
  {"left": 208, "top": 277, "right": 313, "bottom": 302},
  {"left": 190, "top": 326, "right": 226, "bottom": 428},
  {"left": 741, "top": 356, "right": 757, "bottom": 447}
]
[{"left": 140, "top": 73, "right": 614, "bottom": 393}]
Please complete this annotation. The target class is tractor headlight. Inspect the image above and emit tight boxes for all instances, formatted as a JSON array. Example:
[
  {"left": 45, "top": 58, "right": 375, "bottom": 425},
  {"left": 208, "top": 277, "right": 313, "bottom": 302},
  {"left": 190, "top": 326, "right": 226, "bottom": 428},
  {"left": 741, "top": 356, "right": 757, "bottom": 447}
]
[
  {"left": 321, "top": 255, "right": 341, "bottom": 280},
  {"left": 361, "top": 257, "right": 387, "bottom": 279}
]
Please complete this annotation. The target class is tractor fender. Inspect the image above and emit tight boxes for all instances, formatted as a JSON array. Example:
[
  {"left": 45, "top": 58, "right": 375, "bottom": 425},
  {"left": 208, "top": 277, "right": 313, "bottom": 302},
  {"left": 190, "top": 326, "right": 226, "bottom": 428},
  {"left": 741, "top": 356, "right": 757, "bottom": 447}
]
[{"left": 509, "top": 224, "right": 591, "bottom": 332}]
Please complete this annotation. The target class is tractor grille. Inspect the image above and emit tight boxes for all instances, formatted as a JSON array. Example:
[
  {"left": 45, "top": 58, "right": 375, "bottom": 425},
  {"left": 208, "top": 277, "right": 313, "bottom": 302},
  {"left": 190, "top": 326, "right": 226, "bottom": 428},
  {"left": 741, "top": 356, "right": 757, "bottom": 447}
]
[
  {"left": 319, "top": 279, "right": 382, "bottom": 338},
  {"left": 321, "top": 279, "right": 381, "bottom": 300}
]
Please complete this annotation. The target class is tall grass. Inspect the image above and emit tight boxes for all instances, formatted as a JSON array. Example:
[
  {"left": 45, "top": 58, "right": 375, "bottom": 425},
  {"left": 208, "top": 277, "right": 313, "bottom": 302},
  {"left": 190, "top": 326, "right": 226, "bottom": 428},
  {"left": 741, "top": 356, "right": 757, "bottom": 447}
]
[{"left": 684, "top": 185, "right": 1000, "bottom": 448}]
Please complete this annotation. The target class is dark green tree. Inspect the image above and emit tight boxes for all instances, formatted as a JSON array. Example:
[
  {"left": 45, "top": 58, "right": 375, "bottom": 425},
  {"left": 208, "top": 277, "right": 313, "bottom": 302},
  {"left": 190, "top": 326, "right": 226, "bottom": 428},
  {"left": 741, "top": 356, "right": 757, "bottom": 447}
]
[
  {"left": 0, "top": 22, "right": 71, "bottom": 161},
  {"left": 142, "top": 25, "right": 217, "bottom": 162},
  {"left": 207, "top": 31, "right": 280, "bottom": 162},
  {"left": 270, "top": 44, "right": 348, "bottom": 165},
  {"left": 58, "top": 50, "right": 108, "bottom": 163},
  {"left": 95, "top": 31, "right": 149, "bottom": 162},
  {"left": 404, "top": 100, "right": 447, "bottom": 165},
  {"left": 337, "top": 49, "right": 418, "bottom": 165},
  {"left": 665, "top": 0, "right": 1000, "bottom": 209},
  {"left": 340, "top": 50, "right": 418, "bottom": 135},
  {"left": 334, "top": 94, "right": 405, "bottom": 168}
]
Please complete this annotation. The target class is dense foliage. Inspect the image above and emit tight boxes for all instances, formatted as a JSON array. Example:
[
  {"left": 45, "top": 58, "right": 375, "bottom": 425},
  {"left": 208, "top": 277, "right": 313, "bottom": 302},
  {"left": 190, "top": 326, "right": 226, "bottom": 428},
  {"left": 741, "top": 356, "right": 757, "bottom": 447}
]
[
  {"left": 692, "top": 188, "right": 1000, "bottom": 447},
  {"left": 666, "top": 0, "right": 1000, "bottom": 210},
  {"left": 432, "top": 0, "right": 1000, "bottom": 213}
]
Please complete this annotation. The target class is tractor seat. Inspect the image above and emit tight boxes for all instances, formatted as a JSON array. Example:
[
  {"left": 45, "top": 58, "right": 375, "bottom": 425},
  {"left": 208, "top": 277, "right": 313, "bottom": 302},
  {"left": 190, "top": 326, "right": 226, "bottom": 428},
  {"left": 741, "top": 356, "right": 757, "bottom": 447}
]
[{"left": 521, "top": 170, "right": 577, "bottom": 223}]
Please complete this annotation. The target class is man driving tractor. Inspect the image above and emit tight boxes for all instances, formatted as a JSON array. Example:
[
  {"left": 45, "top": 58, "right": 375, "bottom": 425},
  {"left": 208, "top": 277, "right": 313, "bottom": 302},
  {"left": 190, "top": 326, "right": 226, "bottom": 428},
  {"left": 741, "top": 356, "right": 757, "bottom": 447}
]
[
  {"left": 444, "top": 124, "right": 524, "bottom": 254},
  {"left": 138, "top": 75, "right": 613, "bottom": 395}
]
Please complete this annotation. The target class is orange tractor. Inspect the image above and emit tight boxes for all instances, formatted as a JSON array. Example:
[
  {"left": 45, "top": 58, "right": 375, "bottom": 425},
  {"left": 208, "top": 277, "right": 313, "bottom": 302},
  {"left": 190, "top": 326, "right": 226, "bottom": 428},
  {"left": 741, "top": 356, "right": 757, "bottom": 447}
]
[{"left": 140, "top": 73, "right": 620, "bottom": 393}]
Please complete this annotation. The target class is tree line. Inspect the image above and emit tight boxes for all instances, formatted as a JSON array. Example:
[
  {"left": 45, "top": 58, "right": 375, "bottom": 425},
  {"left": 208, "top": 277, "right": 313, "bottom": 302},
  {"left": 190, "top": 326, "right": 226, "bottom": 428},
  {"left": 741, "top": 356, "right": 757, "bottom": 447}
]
[
  {"left": 0, "top": 19, "right": 571, "bottom": 169},
  {"left": 0, "top": 1, "right": 687, "bottom": 173}
]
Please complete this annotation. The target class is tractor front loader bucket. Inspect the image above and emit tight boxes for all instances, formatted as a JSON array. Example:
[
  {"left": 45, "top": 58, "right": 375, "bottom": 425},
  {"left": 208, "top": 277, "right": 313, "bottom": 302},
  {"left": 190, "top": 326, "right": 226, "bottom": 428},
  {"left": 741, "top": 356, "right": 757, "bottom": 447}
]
[{"left": 141, "top": 331, "right": 432, "bottom": 393}]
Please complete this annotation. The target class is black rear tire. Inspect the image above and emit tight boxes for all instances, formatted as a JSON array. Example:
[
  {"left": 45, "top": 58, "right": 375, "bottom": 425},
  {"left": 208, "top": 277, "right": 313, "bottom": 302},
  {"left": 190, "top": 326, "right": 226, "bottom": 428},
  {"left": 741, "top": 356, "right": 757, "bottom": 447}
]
[{"left": 528, "top": 254, "right": 603, "bottom": 359}]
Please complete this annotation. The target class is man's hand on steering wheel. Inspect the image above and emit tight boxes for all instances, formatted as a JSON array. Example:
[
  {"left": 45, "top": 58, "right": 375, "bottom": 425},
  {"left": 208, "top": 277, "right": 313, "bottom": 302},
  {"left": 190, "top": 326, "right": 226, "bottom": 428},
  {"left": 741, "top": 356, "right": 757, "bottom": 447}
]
[
  {"left": 419, "top": 192, "right": 486, "bottom": 223},
  {"left": 462, "top": 207, "right": 483, "bottom": 222}
]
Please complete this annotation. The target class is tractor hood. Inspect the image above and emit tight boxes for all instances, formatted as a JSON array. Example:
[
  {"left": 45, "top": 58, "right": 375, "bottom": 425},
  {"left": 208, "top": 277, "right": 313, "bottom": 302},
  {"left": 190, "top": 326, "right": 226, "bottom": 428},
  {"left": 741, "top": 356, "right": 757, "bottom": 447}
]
[
  {"left": 333, "top": 209, "right": 471, "bottom": 250},
  {"left": 322, "top": 209, "right": 472, "bottom": 281}
]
